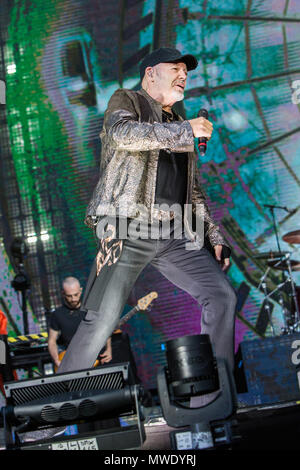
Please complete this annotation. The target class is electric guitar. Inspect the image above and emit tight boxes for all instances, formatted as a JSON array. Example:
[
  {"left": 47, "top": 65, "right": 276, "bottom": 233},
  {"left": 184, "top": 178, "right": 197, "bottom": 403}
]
[
  {"left": 55, "top": 291, "right": 158, "bottom": 371},
  {"left": 113, "top": 291, "right": 158, "bottom": 333}
]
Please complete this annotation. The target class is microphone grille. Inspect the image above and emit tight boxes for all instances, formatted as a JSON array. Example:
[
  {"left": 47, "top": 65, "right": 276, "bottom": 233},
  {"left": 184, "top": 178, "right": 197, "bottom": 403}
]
[{"left": 197, "top": 108, "right": 208, "bottom": 119}]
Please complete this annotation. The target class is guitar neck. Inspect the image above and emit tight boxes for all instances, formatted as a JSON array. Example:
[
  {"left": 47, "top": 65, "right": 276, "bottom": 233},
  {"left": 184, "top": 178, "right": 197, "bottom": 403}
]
[
  {"left": 116, "top": 292, "right": 157, "bottom": 331},
  {"left": 117, "top": 306, "right": 139, "bottom": 329}
]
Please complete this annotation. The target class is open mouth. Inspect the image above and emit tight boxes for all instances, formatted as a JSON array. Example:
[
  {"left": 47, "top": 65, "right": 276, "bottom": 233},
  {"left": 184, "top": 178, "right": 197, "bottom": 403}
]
[{"left": 175, "top": 83, "right": 185, "bottom": 91}]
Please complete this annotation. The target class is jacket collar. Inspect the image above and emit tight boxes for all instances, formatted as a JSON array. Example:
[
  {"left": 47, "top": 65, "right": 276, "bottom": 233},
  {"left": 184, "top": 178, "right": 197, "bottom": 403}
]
[
  {"left": 138, "top": 88, "right": 163, "bottom": 110},
  {"left": 138, "top": 88, "right": 184, "bottom": 122}
]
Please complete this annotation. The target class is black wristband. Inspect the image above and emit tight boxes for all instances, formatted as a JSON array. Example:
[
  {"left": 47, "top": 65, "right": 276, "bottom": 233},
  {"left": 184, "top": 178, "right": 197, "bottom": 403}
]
[{"left": 221, "top": 246, "right": 231, "bottom": 259}]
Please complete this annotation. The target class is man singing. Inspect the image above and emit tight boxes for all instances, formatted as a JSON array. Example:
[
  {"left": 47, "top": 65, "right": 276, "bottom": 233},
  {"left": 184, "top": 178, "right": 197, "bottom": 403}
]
[{"left": 58, "top": 47, "right": 237, "bottom": 377}]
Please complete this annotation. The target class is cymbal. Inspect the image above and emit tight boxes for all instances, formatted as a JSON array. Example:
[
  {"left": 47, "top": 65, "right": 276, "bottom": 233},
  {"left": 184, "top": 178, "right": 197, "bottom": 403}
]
[
  {"left": 268, "top": 259, "right": 300, "bottom": 271},
  {"left": 283, "top": 230, "right": 300, "bottom": 244},
  {"left": 254, "top": 251, "right": 290, "bottom": 260}
]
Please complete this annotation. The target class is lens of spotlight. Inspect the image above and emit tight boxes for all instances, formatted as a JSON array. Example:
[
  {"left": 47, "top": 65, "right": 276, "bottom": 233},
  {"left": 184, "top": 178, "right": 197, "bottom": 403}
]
[{"left": 166, "top": 334, "right": 219, "bottom": 398}]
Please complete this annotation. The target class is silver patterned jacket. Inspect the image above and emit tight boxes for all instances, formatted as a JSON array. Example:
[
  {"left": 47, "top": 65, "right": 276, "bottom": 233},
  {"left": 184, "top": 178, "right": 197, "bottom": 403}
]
[{"left": 85, "top": 88, "right": 227, "bottom": 247}]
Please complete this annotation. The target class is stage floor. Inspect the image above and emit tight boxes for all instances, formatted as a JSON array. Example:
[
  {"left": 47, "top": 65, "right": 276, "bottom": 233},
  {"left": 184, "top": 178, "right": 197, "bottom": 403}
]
[{"left": 1, "top": 399, "right": 300, "bottom": 451}]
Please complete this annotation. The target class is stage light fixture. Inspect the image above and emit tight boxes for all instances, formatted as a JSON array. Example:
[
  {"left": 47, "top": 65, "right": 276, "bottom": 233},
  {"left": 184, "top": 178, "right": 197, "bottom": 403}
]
[
  {"left": 10, "top": 237, "right": 29, "bottom": 264},
  {"left": 40, "top": 231, "right": 50, "bottom": 241},
  {"left": 9, "top": 237, "right": 31, "bottom": 334},
  {"left": 157, "top": 334, "right": 237, "bottom": 450},
  {"left": 26, "top": 234, "right": 38, "bottom": 244},
  {"left": 165, "top": 334, "right": 219, "bottom": 398},
  {"left": 6, "top": 63, "right": 16, "bottom": 74}
]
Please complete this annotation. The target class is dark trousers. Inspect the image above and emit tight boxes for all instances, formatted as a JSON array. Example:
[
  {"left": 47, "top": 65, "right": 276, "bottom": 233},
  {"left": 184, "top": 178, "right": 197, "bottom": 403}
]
[{"left": 57, "top": 232, "right": 237, "bottom": 375}]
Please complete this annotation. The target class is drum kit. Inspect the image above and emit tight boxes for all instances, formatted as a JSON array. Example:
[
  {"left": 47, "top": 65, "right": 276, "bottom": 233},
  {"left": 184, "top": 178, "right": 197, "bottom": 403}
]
[{"left": 254, "top": 229, "right": 300, "bottom": 336}]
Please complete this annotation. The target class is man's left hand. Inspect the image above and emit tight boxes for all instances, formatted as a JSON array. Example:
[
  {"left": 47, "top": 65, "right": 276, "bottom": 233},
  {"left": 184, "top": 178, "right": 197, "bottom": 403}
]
[
  {"left": 99, "top": 345, "right": 112, "bottom": 364},
  {"left": 214, "top": 245, "right": 230, "bottom": 271},
  {"left": 99, "top": 352, "right": 112, "bottom": 364}
]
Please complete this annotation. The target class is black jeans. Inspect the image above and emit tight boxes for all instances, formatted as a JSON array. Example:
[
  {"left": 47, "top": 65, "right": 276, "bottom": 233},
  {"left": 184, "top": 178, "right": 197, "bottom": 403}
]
[{"left": 57, "top": 229, "right": 237, "bottom": 374}]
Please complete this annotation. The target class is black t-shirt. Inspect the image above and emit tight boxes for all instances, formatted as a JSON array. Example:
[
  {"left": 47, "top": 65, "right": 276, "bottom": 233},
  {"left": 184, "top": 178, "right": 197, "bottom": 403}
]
[
  {"left": 155, "top": 110, "right": 188, "bottom": 208},
  {"left": 49, "top": 304, "right": 86, "bottom": 349}
]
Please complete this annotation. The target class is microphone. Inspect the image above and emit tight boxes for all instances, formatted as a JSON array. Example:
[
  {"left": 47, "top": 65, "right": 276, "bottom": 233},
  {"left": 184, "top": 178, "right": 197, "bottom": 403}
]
[{"left": 197, "top": 108, "right": 208, "bottom": 156}]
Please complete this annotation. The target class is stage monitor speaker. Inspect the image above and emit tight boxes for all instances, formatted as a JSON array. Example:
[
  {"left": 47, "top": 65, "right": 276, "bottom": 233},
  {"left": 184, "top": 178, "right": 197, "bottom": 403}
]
[{"left": 237, "top": 334, "right": 300, "bottom": 405}]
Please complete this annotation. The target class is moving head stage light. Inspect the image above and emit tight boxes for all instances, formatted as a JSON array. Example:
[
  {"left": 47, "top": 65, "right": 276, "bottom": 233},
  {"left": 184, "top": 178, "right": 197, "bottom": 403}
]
[
  {"left": 1, "top": 362, "right": 146, "bottom": 450},
  {"left": 157, "top": 334, "right": 237, "bottom": 450}
]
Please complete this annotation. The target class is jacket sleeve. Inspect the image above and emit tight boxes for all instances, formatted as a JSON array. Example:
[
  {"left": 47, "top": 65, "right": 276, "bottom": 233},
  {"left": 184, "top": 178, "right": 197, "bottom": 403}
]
[
  {"left": 102, "top": 89, "right": 195, "bottom": 153},
  {"left": 192, "top": 163, "right": 229, "bottom": 248}
]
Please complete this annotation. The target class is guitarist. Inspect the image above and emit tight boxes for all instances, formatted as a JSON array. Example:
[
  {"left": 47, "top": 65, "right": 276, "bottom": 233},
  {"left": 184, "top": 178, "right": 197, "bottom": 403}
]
[{"left": 48, "top": 277, "right": 112, "bottom": 370}]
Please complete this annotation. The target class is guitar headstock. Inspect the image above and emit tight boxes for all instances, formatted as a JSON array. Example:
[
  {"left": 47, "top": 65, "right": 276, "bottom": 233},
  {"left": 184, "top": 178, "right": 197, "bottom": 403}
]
[{"left": 137, "top": 291, "right": 158, "bottom": 311}]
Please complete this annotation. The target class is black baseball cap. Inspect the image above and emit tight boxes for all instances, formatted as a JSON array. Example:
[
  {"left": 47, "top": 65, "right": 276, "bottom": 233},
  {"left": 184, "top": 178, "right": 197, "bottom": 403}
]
[{"left": 139, "top": 47, "right": 198, "bottom": 80}]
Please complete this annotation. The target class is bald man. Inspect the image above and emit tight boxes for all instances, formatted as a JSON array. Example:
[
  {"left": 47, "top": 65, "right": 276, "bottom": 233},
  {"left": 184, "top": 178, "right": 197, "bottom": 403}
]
[{"left": 48, "top": 277, "right": 112, "bottom": 369}]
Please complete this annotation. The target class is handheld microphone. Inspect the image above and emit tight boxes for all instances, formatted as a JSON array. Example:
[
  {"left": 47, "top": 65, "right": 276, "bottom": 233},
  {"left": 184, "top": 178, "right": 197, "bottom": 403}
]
[{"left": 197, "top": 108, "right": 208, "bottom": 156}]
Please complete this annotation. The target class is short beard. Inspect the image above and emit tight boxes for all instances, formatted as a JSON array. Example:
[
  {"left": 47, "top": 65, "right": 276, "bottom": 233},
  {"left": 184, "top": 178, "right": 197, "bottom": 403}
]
[
  {"left": 65, "top": 299, "right": 81, "bottom": 309},
  {"left": 171, "top": 89, "right": 184, "bottom": 102}
]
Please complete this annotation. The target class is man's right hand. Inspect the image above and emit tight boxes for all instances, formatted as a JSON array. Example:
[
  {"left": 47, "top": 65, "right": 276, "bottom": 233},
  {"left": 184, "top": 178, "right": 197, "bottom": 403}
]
[{"left": 188, "top": 116, "right": 213, "bottom": 140}]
